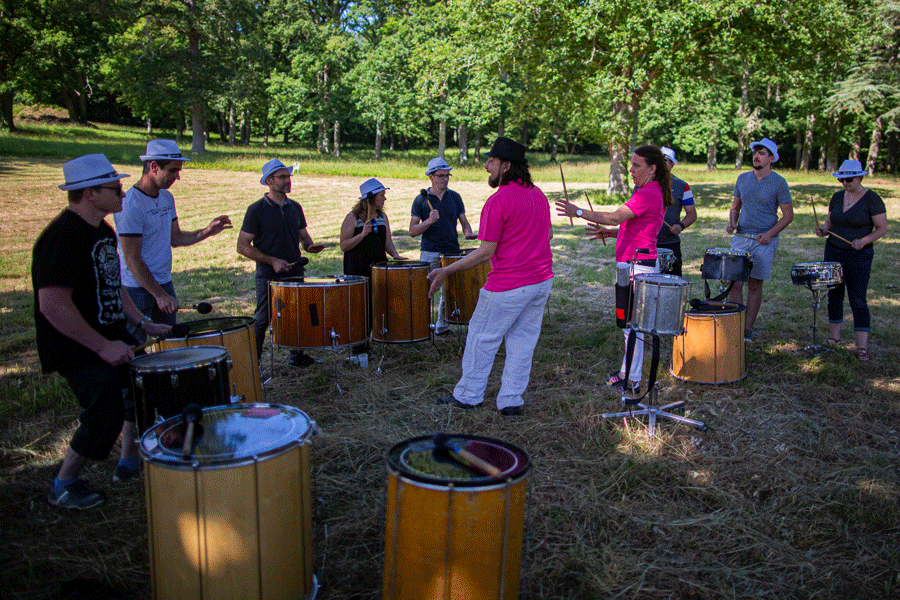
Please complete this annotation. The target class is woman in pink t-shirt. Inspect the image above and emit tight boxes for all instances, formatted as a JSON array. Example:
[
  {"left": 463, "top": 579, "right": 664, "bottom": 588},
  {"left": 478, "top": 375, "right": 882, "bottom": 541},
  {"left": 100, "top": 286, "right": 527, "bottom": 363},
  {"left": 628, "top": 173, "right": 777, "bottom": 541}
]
[{"left": 556, "top": 145, "right": 672, "bottom": 393}]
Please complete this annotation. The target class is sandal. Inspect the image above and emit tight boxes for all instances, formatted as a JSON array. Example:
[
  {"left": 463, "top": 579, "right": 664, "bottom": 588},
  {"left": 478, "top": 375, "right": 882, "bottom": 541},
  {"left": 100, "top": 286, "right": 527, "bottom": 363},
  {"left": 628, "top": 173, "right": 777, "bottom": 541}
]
[
  {"left": 824, "top": 337, "right": 840, "bottom": 346},
  {"left": 858, "top": 348, "right": 870, "bottom": 362}
]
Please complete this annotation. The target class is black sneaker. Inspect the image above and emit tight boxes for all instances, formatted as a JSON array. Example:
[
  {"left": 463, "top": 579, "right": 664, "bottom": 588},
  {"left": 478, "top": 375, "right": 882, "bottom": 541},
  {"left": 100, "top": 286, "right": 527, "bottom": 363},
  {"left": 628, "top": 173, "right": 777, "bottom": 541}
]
[
  {"left": 499, "top": 406, "right": 522, "bottom": 416},
  {"left": 48, "top": 480, "right": 106, "bottom": 509},
  {"left": 289, "top": 352, "right": 321, "bottom": 368},
  {"left": 112, "top": 464, "right": 142, "bottom": 484},
  {"left": 436, "top": 396, "right": 480, "bottom": 409}
]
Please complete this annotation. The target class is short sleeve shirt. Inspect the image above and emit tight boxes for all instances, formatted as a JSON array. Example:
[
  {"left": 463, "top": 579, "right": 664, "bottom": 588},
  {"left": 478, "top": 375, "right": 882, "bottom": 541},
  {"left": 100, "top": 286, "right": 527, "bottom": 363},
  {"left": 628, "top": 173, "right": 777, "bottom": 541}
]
[
  {"left": 479, "top": 181, "right": 553, "bottom": 292},
  {"left": 618, "top": 180, "right": 665, "bottom": 262},
  {"left": 411, "top": 188, "right": 465, "bottom": 254},
  {"left": 733, "top": 171, "right": 792, "bottom": 235},
  {"left": 657, "top": 176, "right": 694, "bottom": 245},
  {"left": 240, "top": 195, "right": 308, "bottom": 280},
  {"left": 114, "top": 186, "right": 177, "bottom": 287},
  {"left": 826, "top": 189, "right": 886, "bottom": 250},
  {"left": 33, "top": 210, "right": 128, "bottom": 373}
]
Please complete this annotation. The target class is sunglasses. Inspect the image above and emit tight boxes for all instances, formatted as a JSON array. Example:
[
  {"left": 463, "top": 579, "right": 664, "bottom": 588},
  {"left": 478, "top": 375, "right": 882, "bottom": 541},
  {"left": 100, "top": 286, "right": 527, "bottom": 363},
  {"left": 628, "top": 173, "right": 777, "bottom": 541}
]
[
  {"left": 98, "top": 183, "right": 123, "bottom": 194},
  {"left": 837, "top": 177, "right": 856, "bottom": 184}
]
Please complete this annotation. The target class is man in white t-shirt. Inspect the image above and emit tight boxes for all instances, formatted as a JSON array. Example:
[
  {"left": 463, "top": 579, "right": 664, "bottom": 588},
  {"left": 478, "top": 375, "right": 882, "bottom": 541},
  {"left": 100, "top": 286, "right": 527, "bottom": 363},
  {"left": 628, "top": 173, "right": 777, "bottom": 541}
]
[{"left": 115, "top": 140, "right": 231, "bottom": 326}]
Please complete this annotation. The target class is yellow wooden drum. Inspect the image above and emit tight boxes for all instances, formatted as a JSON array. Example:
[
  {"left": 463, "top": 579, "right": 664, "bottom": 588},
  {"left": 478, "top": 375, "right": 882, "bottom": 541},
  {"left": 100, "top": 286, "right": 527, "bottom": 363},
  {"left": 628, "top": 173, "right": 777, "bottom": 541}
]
[
  {"left": 383, "top": 434, "right": 530, "bottom": 600},
  {"left": 371, "top": 261, "right": 431, "bottom": 343},
  {"left": 140, "top": 403, "right": 317, "bottom": 600},
  {"left": 672, "top": 304, "right": 746, "bottom": 384},
  {"left": 440, "top": 249, "right": 490, "bottom": 325},
  {"left": 151, "top": 317, "right": 261, "bottom": 403}
]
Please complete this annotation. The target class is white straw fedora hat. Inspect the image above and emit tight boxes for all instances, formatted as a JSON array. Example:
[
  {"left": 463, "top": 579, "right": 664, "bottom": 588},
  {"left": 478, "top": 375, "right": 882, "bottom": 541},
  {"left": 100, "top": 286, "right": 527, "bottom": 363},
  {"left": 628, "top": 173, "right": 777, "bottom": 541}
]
[
  {"left": 140, "top": 139, "right": 190, "bottom": 162},
  {"left": 58, "top": 154, "right": 130, "bottom": 191}
]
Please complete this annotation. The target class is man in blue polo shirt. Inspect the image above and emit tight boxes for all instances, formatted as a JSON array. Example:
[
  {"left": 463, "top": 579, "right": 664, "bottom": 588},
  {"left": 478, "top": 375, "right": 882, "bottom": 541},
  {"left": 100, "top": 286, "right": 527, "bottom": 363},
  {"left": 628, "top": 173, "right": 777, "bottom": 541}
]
[
  {"left": 727, "top": 137, "right": 793, "bottom": 341},
  {"left": 409, "top": 157, "right": 476, "bottom": 334}
]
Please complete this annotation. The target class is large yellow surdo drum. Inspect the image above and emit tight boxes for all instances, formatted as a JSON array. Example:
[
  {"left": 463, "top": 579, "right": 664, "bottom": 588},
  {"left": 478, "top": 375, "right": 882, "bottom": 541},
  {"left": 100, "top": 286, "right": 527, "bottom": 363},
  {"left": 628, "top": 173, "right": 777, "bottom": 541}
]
[
  {"left": 672, "top": 304, "right": 746, "bottom": 384},
  {"left": 383, "top": 435, "right": 530, "bottom": 600},
  {"left": 371, "top": 261, "right": 431, "bottom": 343},
  {"left": 150, "top": 317, "right": 262, "bottom": 403},
  {"left": 139, "top": 404, "right": 317, "bottom": 600},
  {"left": 440, "top": 249, "right": 490, "bottom": 325}
]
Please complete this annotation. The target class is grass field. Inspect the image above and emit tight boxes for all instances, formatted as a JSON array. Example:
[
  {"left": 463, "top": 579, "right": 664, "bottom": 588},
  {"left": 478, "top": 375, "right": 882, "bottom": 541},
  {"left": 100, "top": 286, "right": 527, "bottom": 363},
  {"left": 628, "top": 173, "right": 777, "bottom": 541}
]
[{"left": 1, "top": 121, "right": 899, "bottom": 599}]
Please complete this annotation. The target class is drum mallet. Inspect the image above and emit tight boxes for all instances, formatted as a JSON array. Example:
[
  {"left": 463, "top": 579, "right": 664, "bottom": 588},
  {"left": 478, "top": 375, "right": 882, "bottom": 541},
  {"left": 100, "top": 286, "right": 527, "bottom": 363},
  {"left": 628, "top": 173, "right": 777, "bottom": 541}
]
[
  {"left": 178, "top": 302, "right": 213, "bottom": 314},
  {"left": 182, "top": 404, "right": 204, "bottom": 458},
  {"left": 433, "top": 433, "right": 503, "bottom": 478}
]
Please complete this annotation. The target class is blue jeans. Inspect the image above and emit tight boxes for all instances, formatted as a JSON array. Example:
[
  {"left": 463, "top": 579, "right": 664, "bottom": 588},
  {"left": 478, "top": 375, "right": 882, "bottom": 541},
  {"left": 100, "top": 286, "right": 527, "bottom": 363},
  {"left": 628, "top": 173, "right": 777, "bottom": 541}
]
[
  {"left": 824, "top": 244, "right": 874, "bottom": 332},
  {"left": 125, "top": 281, "right": 177, "bottom": 326}
]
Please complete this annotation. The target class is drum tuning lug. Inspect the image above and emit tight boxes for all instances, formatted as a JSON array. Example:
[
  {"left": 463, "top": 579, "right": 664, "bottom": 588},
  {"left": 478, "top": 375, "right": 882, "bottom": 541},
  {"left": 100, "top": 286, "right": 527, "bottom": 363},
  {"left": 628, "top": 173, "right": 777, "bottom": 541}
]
[
  {"left": 310, "top": 420, "right": 321, "bottom": 436},
  {"left": 170, "top": 373, "right": 179, "bottom": 388},
  {"left": 135, "top": 375, "right": 143, "bottom": 389}
]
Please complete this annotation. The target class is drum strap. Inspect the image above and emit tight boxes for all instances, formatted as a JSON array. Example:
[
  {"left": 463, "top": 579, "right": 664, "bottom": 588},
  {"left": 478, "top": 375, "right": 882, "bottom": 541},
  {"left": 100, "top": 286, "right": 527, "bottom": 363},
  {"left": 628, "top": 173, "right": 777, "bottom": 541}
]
[
  {"left": 704, "top": 279, "right": 734, "bottom": 303},
  {"left": 622, "top": 332, "right": 660, "bottom": 406},
  {"left": 615, "top": 282, "right": 634, "bottom": 328}
]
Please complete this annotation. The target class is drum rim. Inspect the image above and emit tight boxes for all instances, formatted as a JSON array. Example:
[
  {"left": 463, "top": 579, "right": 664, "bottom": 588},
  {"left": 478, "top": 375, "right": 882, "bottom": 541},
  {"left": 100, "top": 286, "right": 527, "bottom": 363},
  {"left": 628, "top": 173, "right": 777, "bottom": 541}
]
[
  {"left": 371, "top": 260, "right": 430, "bottom": 269},
  {"left": 632, "top": 273, "right": 691, "bottom": 286},
  {"left": 138, "top": 403, "right": 313, "bottom": 468},
  {"left": 791, "top": 261, "right": 842, "bottom": 269},
  {"left": 169, "top": 316, "right": 254, "bottom": 338},
  {"left": 271, "top": 275, "right": 368, "bottom": 287},
  {"left": 130, "top": 345, "right": 230, "bottom": 371},
  {"left": 704, "top": 247, "right": 751, "bottom": 258},
  {"left": 386, "top": 434, "right": 531, "bottom": 487}
]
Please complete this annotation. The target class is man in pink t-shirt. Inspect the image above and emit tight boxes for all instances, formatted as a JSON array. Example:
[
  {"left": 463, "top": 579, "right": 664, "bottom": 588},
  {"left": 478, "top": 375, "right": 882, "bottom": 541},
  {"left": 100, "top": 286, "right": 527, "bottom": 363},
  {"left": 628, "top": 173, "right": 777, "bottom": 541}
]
[{"left": 427, "top": 137, "right": 553, "bottom": 416}]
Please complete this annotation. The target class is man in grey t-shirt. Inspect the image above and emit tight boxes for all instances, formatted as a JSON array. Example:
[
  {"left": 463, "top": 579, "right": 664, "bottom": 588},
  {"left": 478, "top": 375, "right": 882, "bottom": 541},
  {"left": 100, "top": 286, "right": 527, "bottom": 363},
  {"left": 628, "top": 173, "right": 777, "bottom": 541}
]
[{"left": 726, "top": 137, "right": 793, "bottom": 341}]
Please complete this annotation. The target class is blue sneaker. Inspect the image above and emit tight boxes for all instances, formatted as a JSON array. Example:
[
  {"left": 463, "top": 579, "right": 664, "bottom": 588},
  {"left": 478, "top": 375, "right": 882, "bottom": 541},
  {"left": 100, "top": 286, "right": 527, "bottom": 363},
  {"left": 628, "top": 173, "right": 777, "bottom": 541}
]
[{"left": 48, "top": 480, "right": 106, "bottom": 509}]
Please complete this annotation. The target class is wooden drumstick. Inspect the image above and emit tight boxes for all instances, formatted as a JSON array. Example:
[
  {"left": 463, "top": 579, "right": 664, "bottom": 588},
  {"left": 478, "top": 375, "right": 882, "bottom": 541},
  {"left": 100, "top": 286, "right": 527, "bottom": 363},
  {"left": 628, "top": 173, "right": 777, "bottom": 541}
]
[
  {"left": 583, "top": 192, "right": 606, "bottom": 246},
  {"left": 558, "top": 162, "right": 574, "bottom": 226},
  {"left": 732, "top": 232, "right": 759, "bottom": 241},
  {"left": 811, "top": 200, "right": 821, "bottom": 229},
  {"left": 827, "top": 230, "right": 855, "bottom": 246}
]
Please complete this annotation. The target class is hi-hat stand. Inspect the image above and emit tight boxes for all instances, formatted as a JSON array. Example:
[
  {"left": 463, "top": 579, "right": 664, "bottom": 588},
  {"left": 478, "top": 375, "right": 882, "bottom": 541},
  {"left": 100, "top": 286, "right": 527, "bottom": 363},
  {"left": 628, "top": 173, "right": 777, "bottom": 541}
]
[{"left": 602, "top": 330, "right": 706, "bottom": 436}]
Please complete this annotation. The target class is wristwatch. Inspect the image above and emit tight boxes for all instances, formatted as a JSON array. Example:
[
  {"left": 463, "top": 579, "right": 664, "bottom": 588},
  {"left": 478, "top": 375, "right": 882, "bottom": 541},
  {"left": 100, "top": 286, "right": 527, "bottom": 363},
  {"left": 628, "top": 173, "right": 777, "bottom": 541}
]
[{"left": 575, "top": 208, "right": 583, "bottom": 218}]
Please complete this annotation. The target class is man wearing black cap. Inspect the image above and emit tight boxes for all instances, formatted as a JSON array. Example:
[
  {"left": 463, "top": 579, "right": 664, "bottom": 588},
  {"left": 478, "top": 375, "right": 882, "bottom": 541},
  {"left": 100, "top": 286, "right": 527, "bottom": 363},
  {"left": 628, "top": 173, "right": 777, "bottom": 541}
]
[
  {"left": 427, "top": 137, "right": 554, "bottom": 416},
  {"left": 34, "top": 154, "right": 171, "bottom": 509},
  {"left": 115, "top": 139, "right": 231, "bottom": 328},
  {"left": 237, "top": 158, "right": 325, "bottom": 365}
]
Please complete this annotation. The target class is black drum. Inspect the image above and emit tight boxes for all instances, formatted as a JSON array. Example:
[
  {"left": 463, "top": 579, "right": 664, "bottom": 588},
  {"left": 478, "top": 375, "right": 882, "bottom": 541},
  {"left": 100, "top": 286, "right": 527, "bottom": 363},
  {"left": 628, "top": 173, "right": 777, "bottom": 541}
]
[
  {"left": 130, "top": 346, "right": 232, "bottom": 434},
  {"left": 701, "top": 248, "right": 752, "bottom": 282}
]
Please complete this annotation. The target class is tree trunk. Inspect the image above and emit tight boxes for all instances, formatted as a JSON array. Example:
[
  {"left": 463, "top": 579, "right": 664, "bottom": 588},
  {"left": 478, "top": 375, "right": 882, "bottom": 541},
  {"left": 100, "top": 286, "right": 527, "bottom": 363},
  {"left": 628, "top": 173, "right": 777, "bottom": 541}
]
[
  {"left": 0, "top": 91, "right": 15, "bottom": 132},
  {"left": 457, "top": 122, "right": 468, "bottom": 164},
  {"left": 825, "top": 112, "right": 840, "bottom": 171},
  {"left": 241, "top": 109, "right": 250, "bottom": 145},
  {"left": 801, "top": 114, "right": 815, "bottom": 172},
  {"left": 176, "top": 112, "right": 185, "bottom": 145},
  {"left": 707, "top": 126, "right": 718, "bottom": 171},
  {"left": 333, "top": 120, "right": 341, "bottom": 158},
  {"left": 375, "top": 120, "right": 382, "bottom": 159},
  {"left": 735, "top": 64, "right": 751, "bottom": 169},
  {"left": 187, "top": 8, "right": 205, "bottom": 154},
  {"left": 551, "top": 125, "right": 559, "bottom": 163},
  {"left": 795, "top": 130, "right": 803, "bottom": 167},
  {"left": 474, "top": 131, "right": 481, "bottom": 161},
  {"left": 318, "top": 118, "right": 327, "bottom": 153},
  {"left": 607, "top": 99, "right": 632, "bottom": 196},
  {"left": 228, "top": 102, "right": 236, "bottom": 146},
  {"left": 438, "top": 118, "right": 446, "bottom": 157},
  {"left": 850, "top": 127, "right": 862, "bottom": 161},
  {"left": 146, "top": 118, "right": 152, "bottom": 134},
  {"left": 190, "top": 100, "right": 205, "bottom": 154},
  {"left": 866, "top": 115, "right": 883, "bottom": 175}
]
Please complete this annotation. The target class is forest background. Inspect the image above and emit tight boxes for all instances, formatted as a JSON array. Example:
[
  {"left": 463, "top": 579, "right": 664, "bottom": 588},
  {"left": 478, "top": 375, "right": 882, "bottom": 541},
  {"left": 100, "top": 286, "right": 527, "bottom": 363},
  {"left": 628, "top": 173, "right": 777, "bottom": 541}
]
[{"left": 1, "top": 0, "right": 899, "bottom": 194}]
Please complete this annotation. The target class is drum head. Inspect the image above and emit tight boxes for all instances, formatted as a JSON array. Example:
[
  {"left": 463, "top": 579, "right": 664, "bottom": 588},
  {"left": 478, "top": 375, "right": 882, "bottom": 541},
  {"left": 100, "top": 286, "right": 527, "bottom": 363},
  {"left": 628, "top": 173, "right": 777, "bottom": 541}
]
[
  {"left": 274, "top": 275, "right": 365, "bottom": 286},
  {"left": 131, "top": 346, "right": 229, "bottom": 372},
  {"left": 179, "top": 317, "right": 253, "bottom": 337},
  {"left": 373, "top": 261, "right": 430, "bottom": 270},
  {"left": 139, "top": 403, "right": 312, "bottom": 467},
  {"left": 387, "top": 434, "right": 530, "bottom": 487}
]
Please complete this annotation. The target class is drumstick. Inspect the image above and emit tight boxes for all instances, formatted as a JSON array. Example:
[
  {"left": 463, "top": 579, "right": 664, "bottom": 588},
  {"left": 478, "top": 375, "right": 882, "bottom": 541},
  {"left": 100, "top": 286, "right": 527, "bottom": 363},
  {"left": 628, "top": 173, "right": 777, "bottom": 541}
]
[
  {"left": 133, "top": 322, "right": 190, "bottom": 352},
  {"left": 558, "top": 163, "right": 574, "bottom": 226},
  {"left": 177, "top": 302, "right": 212, "bottom": 314},
  {"left": 732, "top": 232, "right": 759, "bottom": 241},
  {"left": 811, "top": 200, "right": 821, "bottom": 229},
  {"left": 433, "top": 433, "right": 503, "bottom": 478},
  {"left": 827, "top": 230, "right": 855, "bottom": 246},
  {"left": 420, "top": 189, "right": 434, "bottom": 212},
  {"left": 181, "top": 404, "right": 203, "bottom": 458},
  {"left": 583, "top": 192, "right": 605, "bottom": 246}
]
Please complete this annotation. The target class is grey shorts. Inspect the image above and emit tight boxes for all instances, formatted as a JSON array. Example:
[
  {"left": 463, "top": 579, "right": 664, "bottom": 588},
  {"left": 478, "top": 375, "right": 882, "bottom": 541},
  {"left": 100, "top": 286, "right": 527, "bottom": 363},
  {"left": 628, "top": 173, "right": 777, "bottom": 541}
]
[{"left": 730, "top": 234, "right": 779, "bottom": 280}]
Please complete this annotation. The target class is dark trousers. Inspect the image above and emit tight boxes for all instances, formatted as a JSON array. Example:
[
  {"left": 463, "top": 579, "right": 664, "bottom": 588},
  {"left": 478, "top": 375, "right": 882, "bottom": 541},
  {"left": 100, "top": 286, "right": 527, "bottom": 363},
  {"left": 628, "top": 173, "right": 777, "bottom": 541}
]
[
  {"left": 824, "top": 244, "right": 874, "bottom": 332},
  {"left": 61, "top": 358, "right": 131, "bottom": 461}
]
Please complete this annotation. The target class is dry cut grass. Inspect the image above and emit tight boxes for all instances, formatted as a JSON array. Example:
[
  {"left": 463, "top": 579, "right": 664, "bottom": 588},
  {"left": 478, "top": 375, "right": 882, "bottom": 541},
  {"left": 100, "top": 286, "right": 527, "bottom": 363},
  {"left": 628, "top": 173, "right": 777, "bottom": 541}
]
[{"left": 1, "top": 157, "right": 899, "bottom": 599}]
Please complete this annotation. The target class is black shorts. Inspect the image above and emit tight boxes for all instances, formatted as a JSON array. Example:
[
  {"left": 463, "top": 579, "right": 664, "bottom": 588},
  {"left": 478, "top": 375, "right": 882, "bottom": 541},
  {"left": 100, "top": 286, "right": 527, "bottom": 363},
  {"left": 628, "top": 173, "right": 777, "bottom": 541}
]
[{"left": 61, "top": 357, "right": 132, "bottom": 461}]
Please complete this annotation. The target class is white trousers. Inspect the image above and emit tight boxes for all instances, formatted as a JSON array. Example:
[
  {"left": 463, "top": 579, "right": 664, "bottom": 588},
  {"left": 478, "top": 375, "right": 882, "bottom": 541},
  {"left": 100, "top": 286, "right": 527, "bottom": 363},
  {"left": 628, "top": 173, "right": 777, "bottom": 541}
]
[
  {"left": 453, "top": 278, "right": 553, "bottom": 409},
  {"left": 617, "top": 262, "right": 659, "bottom": 382},
  {"left": 420, "top": 251, "right": 449, "bottom": 332}
]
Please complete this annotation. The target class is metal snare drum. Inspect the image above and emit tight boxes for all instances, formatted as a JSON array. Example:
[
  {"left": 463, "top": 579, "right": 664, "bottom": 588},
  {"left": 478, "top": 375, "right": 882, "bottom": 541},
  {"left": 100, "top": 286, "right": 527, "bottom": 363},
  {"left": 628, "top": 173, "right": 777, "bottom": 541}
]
[
  {"left": 656, "top": 248, "right": 676, "bottom": 274},
  {"left": 701, "top": 248, "right": 752, "bottom": 282},
  {"left": 790, "top": 262, "right": 843, "bottom": 290},
  {"left": 630, "top": 274, "right": 692, "bottom": 335}
]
